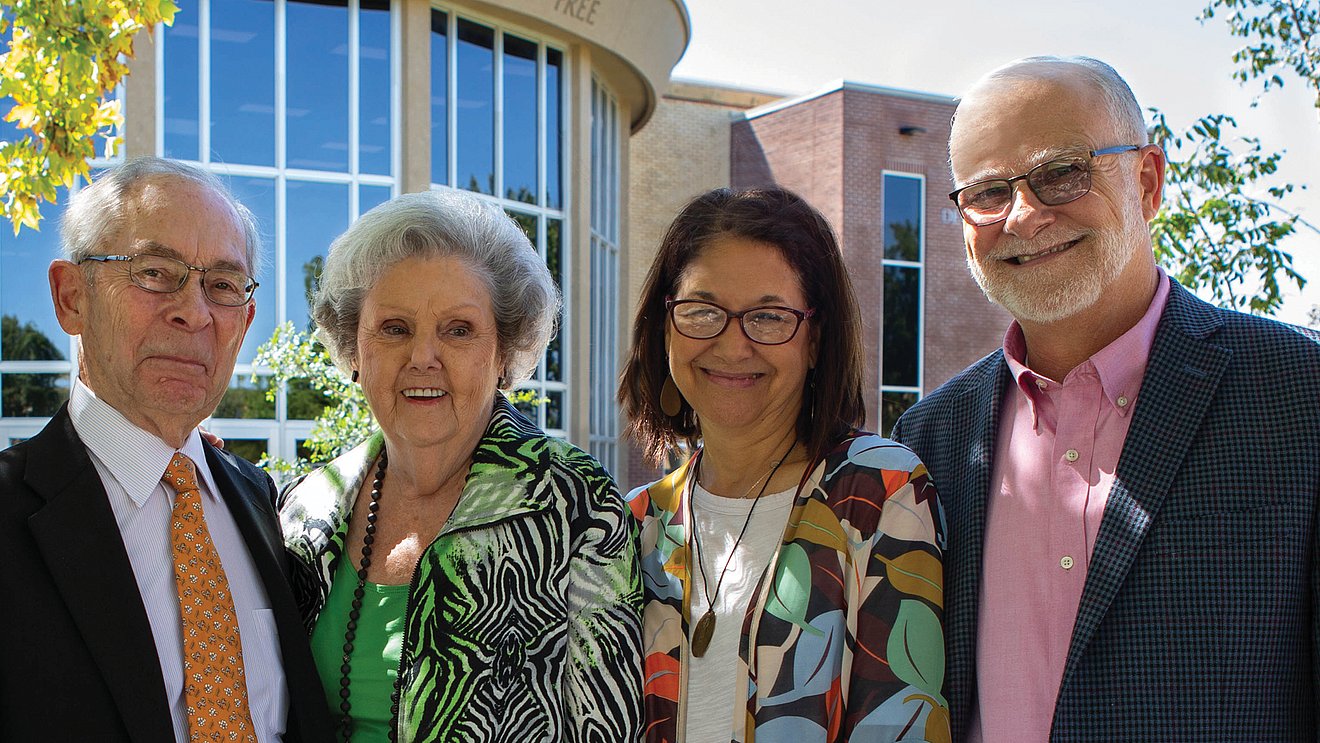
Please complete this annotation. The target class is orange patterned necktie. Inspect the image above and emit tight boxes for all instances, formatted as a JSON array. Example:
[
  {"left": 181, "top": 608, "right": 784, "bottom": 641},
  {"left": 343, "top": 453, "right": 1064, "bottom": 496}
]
[{"left": 164, "top": 452, "right": 258, "bottom": 743}]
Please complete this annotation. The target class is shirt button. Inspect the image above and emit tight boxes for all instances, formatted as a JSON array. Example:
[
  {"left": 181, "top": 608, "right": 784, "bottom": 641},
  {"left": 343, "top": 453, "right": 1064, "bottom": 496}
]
[
  {"left": 1065, "top": 449, "right": 1079, "bottom": 462},
  {"left": 1117, "top": 395, "right": 1130, "bottom": 407},
  {"left": 1060, "top": 555, "right": 1074, "bottom": 570},
  {"left": 1035, "top": 378, "right": 1048, "bottom": 390}
]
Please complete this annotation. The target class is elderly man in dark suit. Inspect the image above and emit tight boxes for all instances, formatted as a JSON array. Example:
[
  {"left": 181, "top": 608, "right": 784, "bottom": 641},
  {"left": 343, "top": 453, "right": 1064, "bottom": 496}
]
[
  {"left": 0, "top": 157, "right": 331, "bottom": 742},
  {"left": 893, "top": 56, "right": 1319, "bottom": 742}
]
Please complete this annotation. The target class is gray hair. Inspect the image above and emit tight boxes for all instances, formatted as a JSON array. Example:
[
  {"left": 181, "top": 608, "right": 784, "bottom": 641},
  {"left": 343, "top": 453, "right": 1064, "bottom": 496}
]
[
  {"left": 60, "top": 156, "right": 263, "bottom": 277},
  {"left": 981, "top": 56, "right": 1148, "bottom": 146},
  {"left": 312, "top": 189, "right": 560, "bottom": 388}
]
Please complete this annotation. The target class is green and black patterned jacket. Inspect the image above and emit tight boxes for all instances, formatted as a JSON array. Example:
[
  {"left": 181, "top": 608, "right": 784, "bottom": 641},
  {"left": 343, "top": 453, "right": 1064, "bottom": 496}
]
[{"left": 278, "top": 395, "right": 644, "bottom": 742}]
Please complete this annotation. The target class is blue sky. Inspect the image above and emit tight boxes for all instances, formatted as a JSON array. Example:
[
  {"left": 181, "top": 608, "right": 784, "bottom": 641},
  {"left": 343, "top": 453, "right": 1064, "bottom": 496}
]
[{"left": 675, "top": 0, "right": 1319, "bottom": 326}]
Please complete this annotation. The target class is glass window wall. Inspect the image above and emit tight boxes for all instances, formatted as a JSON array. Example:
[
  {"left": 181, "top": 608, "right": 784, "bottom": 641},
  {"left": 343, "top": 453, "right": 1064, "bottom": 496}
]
[
  {"left": 158, "top": 0, "right": 397, "bottom": 461},
  {"left": 881, "top": 172, "right": 925, "bottom": 435}
]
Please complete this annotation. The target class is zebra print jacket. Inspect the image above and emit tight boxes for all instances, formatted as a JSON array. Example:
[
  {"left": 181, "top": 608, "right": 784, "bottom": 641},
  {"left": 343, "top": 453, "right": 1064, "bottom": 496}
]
[{"left": 278, "top": 395, "right": 644, "bottom": 742}]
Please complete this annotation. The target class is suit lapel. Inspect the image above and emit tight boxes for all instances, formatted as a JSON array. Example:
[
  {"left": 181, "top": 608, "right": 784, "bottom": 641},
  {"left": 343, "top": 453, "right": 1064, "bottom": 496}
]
[
  {"left": 24, "top": 407, "right": 175, "bottom": 742},
  {"left": 205, "top": 443, "right": 329, "bottom": 743},
  {"left": 1059, "top": 284, "right": 1231, "bottom": 690},
  {"left": 946, "top": 354, "right": 1010, "bottom": 736}
]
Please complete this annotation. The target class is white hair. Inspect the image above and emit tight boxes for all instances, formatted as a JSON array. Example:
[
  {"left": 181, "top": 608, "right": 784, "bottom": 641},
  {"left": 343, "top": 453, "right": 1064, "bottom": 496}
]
[
  {"left": 60, "top": 156, "right": 263, "bottom": 276},
  {"left": 981, "top": 55, "right": 1148, "bottom": 146},
  {"left": 312, "top": 189, "right": 560, "bottom": 388}
]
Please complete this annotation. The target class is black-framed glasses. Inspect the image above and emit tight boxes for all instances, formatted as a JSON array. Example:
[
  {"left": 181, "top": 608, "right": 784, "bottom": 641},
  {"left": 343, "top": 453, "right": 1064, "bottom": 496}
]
[
  {"left": 949, "top": 145, "right": 1143, "bottom": 226},
  {"left": 666, "top": 298, "right": 815, "bottom": 345},
  {"left": 80, "top": 253, "right": 258, "bottom": 307}
]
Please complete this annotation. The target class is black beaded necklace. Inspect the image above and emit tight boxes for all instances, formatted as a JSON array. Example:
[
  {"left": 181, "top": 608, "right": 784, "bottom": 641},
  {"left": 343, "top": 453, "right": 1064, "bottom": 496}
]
[{"left": 337, "top": 447, "right": 404, "bottom": 742}]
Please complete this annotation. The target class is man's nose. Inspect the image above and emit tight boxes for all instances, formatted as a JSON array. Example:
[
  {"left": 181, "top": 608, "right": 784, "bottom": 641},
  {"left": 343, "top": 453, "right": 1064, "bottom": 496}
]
[{"left": 1002, "top": 181, "right": 1055, "bottom": 238}]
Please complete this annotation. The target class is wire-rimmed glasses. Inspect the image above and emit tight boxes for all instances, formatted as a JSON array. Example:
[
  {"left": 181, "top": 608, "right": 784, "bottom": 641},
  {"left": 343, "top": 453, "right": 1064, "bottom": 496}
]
[
  {"left": 80, "top": 253, "right": 258, "bottom": 306},
  {"left": 949, "top": 145, "right": 1143, "bottom": 226}
]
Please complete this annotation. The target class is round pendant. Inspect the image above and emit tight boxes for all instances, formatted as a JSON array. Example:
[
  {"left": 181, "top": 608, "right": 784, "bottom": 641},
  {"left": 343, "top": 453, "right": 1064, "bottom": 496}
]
[{"left": 691, "top": 610, "right": 716, "bottom": 658}]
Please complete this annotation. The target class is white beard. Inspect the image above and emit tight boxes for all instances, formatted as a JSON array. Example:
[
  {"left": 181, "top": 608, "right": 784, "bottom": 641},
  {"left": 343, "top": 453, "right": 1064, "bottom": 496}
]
[{"left": 967, "top": 218, "right": 1145, "bottom": 324}]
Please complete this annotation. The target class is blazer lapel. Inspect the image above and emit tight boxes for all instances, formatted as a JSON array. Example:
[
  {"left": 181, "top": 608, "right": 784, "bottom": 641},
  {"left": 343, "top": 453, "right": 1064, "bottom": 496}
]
[
  {"left": 944, "top": 354, "right": 1010, "bottom": 736},
  {"left": 24, "top": 407, "right": 175, "bottom": 742},
  {"left": 1059, "top": 284, "right": 1231, "bottom": 690},
  {"left": 205, "top": 443, "right": 330, "bottom": 743}
]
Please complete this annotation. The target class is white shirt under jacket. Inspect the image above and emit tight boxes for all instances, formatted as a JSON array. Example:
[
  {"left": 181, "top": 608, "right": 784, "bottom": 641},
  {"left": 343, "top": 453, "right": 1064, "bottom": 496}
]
[{"left": 68, "top": 377, "right": 289, "bottom": 742}]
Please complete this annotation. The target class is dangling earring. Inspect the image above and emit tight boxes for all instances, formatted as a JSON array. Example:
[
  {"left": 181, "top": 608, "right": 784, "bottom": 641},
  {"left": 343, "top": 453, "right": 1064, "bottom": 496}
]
[
  {"left": 351, "top": 369, "right": 359, "bottom": 383},
  {"left": 660, "top": 375, "right": 684, "bottom": 417}
]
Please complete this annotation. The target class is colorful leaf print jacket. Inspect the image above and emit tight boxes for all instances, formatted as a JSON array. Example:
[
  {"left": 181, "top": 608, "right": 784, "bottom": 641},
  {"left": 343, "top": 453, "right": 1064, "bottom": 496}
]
[
  {"left": 627, "top": 432, "right": 949, "bottom": 743},
  {"left": 278, "top": 396, "right": 644, "bottom": 742}
]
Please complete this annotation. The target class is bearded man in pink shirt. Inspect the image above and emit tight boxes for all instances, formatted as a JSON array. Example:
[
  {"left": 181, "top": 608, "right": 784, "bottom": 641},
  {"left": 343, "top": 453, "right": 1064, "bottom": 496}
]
[{"left": 892, "top": 55, "right": 1320, "bottom": 742}]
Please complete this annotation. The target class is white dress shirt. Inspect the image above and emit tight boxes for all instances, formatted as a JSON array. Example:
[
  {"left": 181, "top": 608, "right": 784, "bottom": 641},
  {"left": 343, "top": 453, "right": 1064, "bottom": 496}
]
[{"left": 68, "top": 378, "right": 289, "bottom": 742}]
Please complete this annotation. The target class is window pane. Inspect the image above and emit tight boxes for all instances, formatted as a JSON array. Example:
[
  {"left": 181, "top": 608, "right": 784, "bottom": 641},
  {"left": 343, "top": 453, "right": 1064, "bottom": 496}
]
[
  {"left": 511, "top": 390, "right": 536, "bottom": 422},
  {"left": 359, "top": 0, "right": 392, "bottom": 176},
  {"left": 544, "top": 217, "right": 562, "bottom": 382},
  {"left": 287, "top": 0, "right": 349, "bottom": 172},
  {"left": 456, "top": 19, "right": 494, "bottom": 195},
  {"left": 161, "top": 7, "right": 200, "bottom": 160},
  {"left": 213, "top": 376, "right": 274, "bottom": 419},
  {"left": 883, "top": 265, "right": 920, "bottom": 387},
  {"left": 225, "top": 438, "right": 268, "bottom": 464},
  {"left": 288, "top": 377, "right": 327, "bottom": 420},
  {"left": 0, "top": 191, "right": 68, "bottom": 360},
  {"left": 2, "top": 374, "right": 69, "bottom": 417},
  {"left": 505, "top": 208, "right": 536, "bottom": 243},
  {"left": 502, "top": 34, "right": 537, "bottom": 204},
  {"left": 883, "top": 174, "right": 922, "bottom": 262},
  {"left": 359, "top": 184, "right": 392, "bottom": 216},
  {"left": 545, "top": 389, "right": 563, "bottom": 431},
  {"left": 286, "top": 181, "right": 349, "bottom": 333},
  {"left": 228, "top": 176, "right": 276, "bottom": 362},
  {"left": 881, "top": 391, "right": 919, "bottom": 438},
  {"left": 429, "top": 10, "right": 448, "bottom": 185},
  {"left": 211, "top": 0, "right": 275, "bottom": 166},
  {"left": 545, "top": 48, "right": 562, "bottom": 210}
]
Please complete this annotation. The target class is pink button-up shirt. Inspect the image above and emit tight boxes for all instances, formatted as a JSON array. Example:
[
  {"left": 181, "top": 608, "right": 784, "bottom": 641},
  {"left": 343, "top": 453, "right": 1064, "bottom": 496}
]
[{"left": 969, "top": 272, "right": 1171, "bottom": 743}]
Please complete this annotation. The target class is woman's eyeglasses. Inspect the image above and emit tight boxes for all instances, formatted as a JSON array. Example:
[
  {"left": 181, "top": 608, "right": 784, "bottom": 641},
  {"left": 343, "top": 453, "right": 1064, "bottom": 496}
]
[{"left": 666, "top": 298, "right": 814, "bottom": 346}]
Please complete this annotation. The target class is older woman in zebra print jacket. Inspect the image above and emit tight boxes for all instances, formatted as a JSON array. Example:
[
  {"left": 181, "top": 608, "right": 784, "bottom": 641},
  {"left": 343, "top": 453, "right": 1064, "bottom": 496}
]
[{"left": 277, "top": 189, "right": 643, "bottom": 743}]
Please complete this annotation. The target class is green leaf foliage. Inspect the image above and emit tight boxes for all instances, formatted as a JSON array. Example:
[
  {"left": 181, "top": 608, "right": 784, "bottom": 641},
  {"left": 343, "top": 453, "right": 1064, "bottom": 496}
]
[
  {"left": 251, "top": 322, "right": 373, "bottom": 482},
  {"left": 1201, "top": 0, "right": 1320, "bottom": 112},
  {"left": 1150, "top": 109, "right": 1304, "bottom": 315},
  {"left": 0, "top": 0, "right": 177, "bottom": 234}
]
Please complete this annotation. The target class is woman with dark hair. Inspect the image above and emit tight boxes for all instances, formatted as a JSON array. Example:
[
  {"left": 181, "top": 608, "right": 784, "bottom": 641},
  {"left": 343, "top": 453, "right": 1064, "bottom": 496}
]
[{"left": 620, "top": 187, "right": 948, "bottom": 742}]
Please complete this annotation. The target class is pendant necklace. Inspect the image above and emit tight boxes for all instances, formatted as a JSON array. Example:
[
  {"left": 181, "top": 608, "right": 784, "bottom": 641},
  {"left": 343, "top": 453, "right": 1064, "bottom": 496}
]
[{"left": 687, "top": 440, "right": 795, "bottom": 658}]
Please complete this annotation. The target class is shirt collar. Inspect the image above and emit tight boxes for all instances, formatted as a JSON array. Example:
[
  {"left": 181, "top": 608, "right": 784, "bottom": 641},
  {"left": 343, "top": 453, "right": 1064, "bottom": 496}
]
[
  {"left": 1002, "top": 268, "right": 1172, "bottom": 420},
  {"left": 69, "top": 377, "right": 217, "bottom": 507},
  {"left": 1090, "top": 269, "right": 1171, "bottom": 413}
]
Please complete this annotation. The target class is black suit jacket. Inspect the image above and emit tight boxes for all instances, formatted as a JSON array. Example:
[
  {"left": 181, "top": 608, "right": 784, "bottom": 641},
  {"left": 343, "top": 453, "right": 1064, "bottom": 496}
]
[{"left": 0, "top": 405, "right": 332, "bottom": 742}]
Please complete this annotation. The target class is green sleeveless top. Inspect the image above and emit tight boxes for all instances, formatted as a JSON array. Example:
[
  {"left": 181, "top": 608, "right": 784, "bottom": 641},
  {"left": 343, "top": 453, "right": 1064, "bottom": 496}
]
[{"left": 310, "top": 551, "right": 408, "bottom": 743}]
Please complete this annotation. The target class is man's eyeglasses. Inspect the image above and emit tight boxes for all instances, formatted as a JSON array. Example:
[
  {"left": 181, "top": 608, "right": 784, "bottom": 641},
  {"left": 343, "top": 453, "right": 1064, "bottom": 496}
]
[
  {"left": 949, "top": 145, "right": 1143, "bottom": 226},
  {"left": 80, "top": 253, "right": 258, "bottom": 307},
  {"left": 666, "top": 298, "right": 814, "bottom": 346}
]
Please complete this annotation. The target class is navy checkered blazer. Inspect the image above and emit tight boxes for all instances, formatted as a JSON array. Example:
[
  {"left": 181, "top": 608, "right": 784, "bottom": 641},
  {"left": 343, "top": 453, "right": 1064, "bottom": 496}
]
[{"left": 892, "top": 280, "right": 1320, "bottom": 742}]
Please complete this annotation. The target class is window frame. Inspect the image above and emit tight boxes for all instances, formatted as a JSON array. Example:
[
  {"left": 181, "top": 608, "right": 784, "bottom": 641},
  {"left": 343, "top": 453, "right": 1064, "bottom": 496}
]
[{"left": 880, "top": 170, "right": 926, "bottom": 434}]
